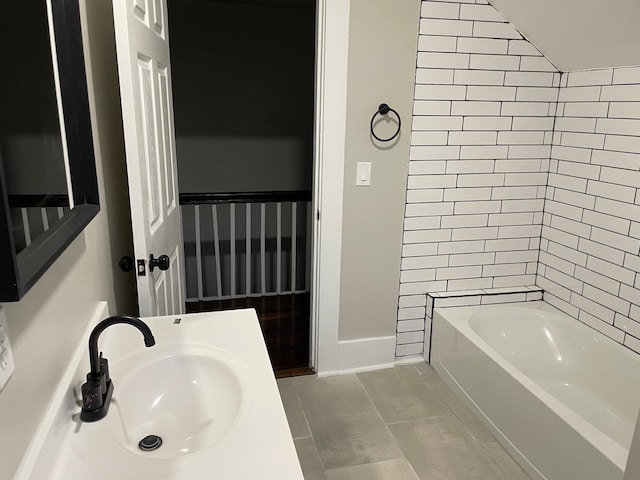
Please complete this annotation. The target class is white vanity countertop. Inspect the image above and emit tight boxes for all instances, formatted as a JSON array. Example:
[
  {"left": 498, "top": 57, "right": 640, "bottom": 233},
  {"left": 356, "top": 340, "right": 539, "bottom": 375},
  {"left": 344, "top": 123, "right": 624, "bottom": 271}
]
[{"left": 18, "top": 307, "right": 304, "bottom": 480}]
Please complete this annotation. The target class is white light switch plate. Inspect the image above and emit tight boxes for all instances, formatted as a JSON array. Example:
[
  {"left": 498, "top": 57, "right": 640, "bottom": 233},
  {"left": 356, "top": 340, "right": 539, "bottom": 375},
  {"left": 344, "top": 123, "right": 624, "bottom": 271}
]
[
  {"left": 0, "top": 306, "right": 15, "bottom": 392},
  {"left": 356, "top": 162, "right": 371, "bottom": 186}
]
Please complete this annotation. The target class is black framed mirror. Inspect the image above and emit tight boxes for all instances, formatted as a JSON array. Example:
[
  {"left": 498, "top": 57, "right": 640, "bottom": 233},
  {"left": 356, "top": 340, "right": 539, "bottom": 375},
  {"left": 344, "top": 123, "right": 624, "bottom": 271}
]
[{"left": 0, "top": 0, "right": 99, "bottom": 301}]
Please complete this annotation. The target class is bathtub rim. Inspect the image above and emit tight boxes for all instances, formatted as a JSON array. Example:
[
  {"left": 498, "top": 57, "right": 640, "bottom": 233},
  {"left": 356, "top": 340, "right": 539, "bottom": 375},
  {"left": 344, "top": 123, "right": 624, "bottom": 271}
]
[{"left": 432, "top": 300, "right": 631, "bottom": 473}]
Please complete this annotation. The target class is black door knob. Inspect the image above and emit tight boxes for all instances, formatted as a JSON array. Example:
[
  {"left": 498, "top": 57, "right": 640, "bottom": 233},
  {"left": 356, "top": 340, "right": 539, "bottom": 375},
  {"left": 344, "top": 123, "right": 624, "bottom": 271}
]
[
  {"left": 149, "top": 254, "right": 170, "bottom": 272},
  {"left": 119, "top": 256, "right": 134, "bottom": 272}
]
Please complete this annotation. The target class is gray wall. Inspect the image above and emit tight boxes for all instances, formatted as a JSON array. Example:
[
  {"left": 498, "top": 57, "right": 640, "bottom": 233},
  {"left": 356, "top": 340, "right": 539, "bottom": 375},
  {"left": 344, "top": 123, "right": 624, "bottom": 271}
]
[
  {"left": 338, "top": 0, "right": 420, "bottom": 341},
  {"left": 168, "top": 0, "right": 315, "bottom": 193}
]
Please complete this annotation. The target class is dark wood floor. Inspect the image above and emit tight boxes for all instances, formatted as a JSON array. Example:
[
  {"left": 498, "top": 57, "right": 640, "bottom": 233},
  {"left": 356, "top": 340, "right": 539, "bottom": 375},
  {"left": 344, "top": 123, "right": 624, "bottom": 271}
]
[{"left": 186, "top": 293, "right": 313, "bottom": 378}]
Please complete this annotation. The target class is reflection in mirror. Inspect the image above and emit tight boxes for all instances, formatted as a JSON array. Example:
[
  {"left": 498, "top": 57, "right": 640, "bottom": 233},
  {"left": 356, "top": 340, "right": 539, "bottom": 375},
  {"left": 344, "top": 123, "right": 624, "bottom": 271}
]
[
  {"left": 0, "top": 0, "right": 99, "bottom": 301},
  {"left": 0, "top": 1, "right": 71, "bottom": 254}
]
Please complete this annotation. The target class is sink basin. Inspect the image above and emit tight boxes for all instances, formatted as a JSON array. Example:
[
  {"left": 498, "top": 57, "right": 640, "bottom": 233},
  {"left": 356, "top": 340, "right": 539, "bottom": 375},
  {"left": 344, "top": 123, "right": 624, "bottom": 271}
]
[
  {"left": 108, "top": 345, "right": 248, "bottom": 459},
  {"left": 16, "top": 308, "right": 303, "bottom": 480},
  {"left": 65, "top": 342, "right": 252, "bottom": 477}
]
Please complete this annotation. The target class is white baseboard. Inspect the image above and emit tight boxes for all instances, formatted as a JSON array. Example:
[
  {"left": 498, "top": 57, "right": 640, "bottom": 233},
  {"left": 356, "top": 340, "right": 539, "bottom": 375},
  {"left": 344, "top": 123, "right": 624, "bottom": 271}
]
[{"left": 315, "top": 335, "right": 396, "bottom": 376}]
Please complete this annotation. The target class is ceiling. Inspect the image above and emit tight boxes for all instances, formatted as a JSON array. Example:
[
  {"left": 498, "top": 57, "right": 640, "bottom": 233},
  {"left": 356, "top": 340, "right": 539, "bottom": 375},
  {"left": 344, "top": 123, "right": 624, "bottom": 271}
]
[
  {"left": 488, "top": 0, "right": 640, "bottom": 71},
  {"left": 188, "top": 0, "right": 639, "bottom": 71}
]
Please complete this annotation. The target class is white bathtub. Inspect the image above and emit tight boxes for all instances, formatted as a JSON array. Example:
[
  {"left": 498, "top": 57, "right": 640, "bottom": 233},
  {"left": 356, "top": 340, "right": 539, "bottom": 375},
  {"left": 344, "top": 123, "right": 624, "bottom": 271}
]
[{"left": 431, "top": 300, "right": 640, "bottom": 480}]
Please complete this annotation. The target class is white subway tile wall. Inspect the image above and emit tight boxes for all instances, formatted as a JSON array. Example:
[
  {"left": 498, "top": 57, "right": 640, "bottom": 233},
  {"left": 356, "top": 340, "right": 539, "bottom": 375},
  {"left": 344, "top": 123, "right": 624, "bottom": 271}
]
[
  {"left": 396, "top": 0, "right": 559, "bottom": 357},
  {"left": 397, "top": 1, "right": 640, "bottom": 359},
  {"left": 539, "top": 66, "right": 640, "bottom": 354}
]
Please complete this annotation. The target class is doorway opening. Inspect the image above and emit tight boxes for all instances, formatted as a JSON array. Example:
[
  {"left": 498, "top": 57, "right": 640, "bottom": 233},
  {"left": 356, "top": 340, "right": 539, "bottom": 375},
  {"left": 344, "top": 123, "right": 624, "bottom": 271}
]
[{"left": 167, "top": 0, "right": 316, "bottom": 377}]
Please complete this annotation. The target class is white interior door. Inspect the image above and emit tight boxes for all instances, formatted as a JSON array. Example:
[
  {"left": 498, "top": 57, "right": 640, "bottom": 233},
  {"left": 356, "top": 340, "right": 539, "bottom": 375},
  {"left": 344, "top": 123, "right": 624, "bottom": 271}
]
[{"left": 113, "top": 0, "right": 184, "bottom": 316}]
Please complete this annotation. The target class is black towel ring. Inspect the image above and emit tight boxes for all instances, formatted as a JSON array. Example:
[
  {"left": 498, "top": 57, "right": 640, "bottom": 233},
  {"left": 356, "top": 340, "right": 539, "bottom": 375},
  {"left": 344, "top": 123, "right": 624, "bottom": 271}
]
[{"left": 370, "top": 103, "right": 401, "bottom": 142}]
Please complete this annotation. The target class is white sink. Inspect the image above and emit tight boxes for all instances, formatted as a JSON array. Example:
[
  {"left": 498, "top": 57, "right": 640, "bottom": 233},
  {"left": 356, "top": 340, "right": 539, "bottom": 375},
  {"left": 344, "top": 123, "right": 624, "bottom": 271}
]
[
  {"left": 17, "top": 307, "right": 303, "bottom": 480},
  {"left": 109, "top": 347, "right": 246, "bottom": 460}
]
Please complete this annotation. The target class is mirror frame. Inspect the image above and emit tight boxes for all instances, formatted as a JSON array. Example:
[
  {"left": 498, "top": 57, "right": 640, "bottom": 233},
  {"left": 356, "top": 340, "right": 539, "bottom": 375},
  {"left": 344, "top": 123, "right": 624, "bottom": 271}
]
[{"left": 0, "top": 0, "right": 99, "bottom": 301}]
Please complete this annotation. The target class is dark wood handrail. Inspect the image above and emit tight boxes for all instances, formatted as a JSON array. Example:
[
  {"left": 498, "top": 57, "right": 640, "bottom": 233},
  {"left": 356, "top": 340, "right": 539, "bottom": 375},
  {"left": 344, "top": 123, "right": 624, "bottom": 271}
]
[
  {"left": 7, "top": 194, "right": 70, "bottom": 208},
  {"left": 179, "top": 190, "right": 311, "bottom": 205},
  {"left": 9, "top": 192, "right": 312, "bottom": 207}
]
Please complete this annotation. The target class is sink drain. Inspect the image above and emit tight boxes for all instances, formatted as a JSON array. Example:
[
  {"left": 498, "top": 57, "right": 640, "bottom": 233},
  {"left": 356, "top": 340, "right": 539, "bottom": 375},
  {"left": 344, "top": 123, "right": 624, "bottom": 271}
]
[{"left": 138, "top": 434, "right": 163, "bottom": 452}]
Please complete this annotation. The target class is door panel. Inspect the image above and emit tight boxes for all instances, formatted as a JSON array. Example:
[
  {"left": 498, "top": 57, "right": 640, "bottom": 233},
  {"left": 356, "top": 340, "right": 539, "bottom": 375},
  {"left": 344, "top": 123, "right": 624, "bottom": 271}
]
[
  {"left": 114, "top": 0, "right": 185, "bottom": 316},
  {"left": 157, "top": 65, "right": 177, "bottom": 213}
]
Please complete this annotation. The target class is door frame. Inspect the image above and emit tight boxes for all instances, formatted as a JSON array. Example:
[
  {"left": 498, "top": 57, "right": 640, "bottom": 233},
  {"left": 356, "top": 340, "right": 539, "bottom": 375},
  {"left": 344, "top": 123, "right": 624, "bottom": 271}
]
[{"left": 310, "top": 0, "right": 350, "bottom": 375}]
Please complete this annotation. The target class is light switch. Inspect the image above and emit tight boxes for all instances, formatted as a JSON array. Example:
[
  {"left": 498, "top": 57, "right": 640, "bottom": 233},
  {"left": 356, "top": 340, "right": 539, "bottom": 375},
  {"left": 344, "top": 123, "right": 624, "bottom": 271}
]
[
  {"left": 356, "top": 162, "right": 371, "bottom": 186},
  {"left": 0, "top": 306, "right": 15, "bottom": 392}
]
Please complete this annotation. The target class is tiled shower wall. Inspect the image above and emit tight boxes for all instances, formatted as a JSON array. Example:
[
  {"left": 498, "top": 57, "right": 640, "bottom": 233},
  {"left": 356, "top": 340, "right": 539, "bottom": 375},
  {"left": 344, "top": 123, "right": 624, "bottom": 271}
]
[
  {"left": 396, "top": 0, "right": 559, "bottom": 357},
  {"left": 539, "top": 66, "right": 640, "bottom": 354},
  {"left": 396, "top": 1, "right": 640, "bottom": 358}
]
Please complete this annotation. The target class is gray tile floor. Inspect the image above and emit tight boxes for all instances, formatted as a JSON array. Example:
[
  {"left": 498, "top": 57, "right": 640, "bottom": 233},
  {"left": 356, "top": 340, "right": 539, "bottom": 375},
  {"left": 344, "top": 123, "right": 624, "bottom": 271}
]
[{"left": 277, "top": 363, "right": 532, "bottom": 480}]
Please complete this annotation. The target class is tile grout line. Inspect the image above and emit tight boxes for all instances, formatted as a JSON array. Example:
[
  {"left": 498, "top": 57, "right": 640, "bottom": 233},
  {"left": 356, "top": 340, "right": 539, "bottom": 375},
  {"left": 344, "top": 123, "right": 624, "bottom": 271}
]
[
  {"left": 354, "top": 372, "right": 421, "bottom": 479},
  {"left": 411, "top": 364, "right": 532, "bottom": 479},
  {"left": 288, "top": 366, "right": 532, "bottom": 479},
  {"left": 289, "top": 377, "right": 329, "bottom": 473},
  {"left": 292, "top": 378, "right": 314, "bottom": 441},
  {"left": 357, "top": 366, "right": 527, "bottom": 479},
  {"left": 430, "top": 365, "right": 533, "bottom": 479}
]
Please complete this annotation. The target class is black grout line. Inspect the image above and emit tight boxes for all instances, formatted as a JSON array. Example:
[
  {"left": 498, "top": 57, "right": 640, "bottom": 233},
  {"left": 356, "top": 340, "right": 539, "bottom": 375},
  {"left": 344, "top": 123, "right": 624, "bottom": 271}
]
[{"left": 406, "top": 7, "right": 640, "bottom": 358}]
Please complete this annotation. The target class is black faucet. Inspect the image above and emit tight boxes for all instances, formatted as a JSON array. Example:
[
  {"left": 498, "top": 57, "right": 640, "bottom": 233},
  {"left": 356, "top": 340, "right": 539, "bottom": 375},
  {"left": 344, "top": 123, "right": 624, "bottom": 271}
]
[{"left": 80, "top": 315, "right": 155, "bottom": 422}]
